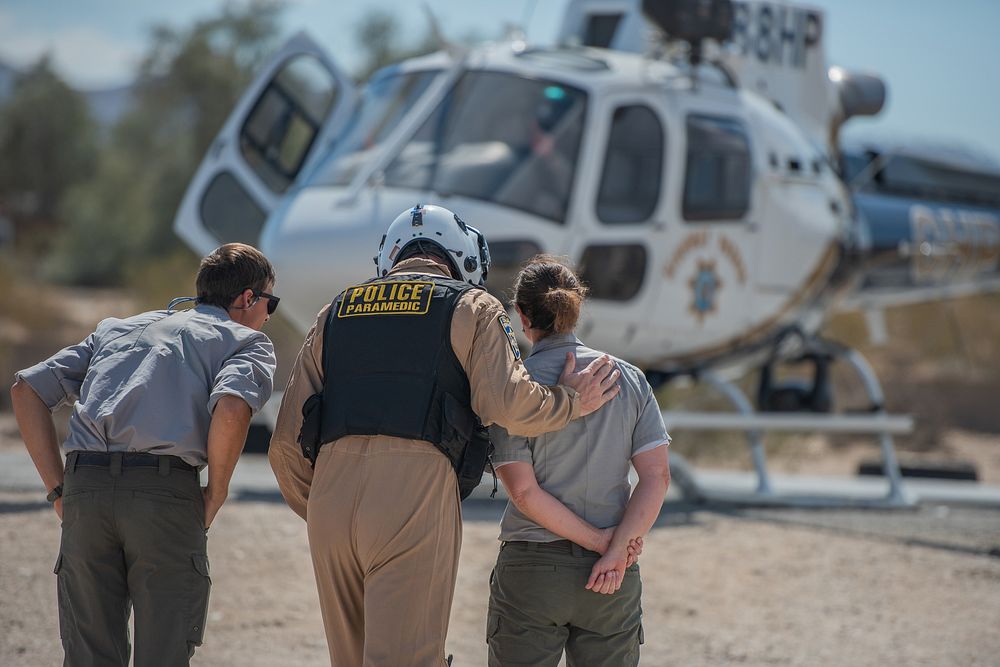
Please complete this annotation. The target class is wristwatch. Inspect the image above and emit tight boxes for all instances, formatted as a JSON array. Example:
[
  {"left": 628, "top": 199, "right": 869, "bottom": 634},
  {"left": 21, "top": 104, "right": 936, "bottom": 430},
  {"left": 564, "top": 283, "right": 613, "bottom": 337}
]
[{"left": 46, "top": 484, "right": 63, "bottom": 503}]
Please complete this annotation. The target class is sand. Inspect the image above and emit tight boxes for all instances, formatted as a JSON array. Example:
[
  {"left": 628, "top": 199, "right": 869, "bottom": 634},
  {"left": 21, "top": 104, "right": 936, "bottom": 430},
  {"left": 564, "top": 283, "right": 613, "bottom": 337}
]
[{"left": 2, "top": 491, "right": 999, "bottom": 667}]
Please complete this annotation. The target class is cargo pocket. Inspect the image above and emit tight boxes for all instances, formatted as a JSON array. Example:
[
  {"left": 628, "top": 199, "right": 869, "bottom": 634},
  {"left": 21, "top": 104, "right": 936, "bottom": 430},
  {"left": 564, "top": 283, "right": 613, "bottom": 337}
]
[
  {"left": 187, "top": 554, "right": 212, "bottom": 657},
  {"left": 485, "top": 611, "right": 500, "bottom": 643},
  {"left": 53, "top": 553, "right": 73, "bottom": 644}
]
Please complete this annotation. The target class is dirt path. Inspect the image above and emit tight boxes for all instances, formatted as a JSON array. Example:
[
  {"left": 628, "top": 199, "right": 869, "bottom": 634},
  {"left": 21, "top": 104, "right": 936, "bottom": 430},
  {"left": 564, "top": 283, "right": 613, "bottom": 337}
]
[{"left": 2, "top": 494, "right": 998, "bottom": 666}]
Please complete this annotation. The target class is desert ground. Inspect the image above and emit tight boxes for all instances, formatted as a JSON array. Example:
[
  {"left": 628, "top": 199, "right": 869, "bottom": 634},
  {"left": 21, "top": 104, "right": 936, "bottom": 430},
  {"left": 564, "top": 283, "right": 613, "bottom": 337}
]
[
  {"left": 2, "top": 446, "right": 999, "bottom": 666},
  {"left": 2, "top": 290, "right": 1000, "bottom": 665}
]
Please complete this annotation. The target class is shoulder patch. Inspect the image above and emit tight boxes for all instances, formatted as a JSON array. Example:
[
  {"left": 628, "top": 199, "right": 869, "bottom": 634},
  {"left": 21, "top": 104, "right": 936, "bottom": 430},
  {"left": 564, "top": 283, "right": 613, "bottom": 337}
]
[{"left": 497, "top": 314, "right": 521, "bottom": 360}]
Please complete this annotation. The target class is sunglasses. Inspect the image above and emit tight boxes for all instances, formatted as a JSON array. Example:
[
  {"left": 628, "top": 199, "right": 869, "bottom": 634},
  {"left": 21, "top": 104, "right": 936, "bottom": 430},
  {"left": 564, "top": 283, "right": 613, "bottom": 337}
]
[{"left": 252, "top": 289, "right": 280, "bottom": 315}]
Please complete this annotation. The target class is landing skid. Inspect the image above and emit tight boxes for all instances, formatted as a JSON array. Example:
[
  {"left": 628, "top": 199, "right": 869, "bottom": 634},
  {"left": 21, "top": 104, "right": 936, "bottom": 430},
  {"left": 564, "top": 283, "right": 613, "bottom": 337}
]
[{"left": 660, "top": 343, "right": 918, "bottom": 509}]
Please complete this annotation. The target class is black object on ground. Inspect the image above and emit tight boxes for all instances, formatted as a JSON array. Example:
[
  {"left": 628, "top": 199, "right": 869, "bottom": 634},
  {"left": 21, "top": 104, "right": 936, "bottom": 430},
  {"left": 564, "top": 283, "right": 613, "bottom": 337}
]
[{"left": 857, "top": 459, "right": 979, "bottom": 481}]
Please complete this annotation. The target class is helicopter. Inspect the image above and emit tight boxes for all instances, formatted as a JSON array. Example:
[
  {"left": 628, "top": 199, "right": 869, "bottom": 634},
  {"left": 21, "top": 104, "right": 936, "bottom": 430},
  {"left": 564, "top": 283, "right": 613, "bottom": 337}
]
[{"left": 172, "top": 0, "right": 1000, "bottom": 479}]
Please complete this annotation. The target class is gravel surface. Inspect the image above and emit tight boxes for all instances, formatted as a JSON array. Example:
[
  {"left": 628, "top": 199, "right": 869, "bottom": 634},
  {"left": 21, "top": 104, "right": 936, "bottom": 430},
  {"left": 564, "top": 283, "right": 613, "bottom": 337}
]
[{"left": 2, "top": 493, "right": 999, "bottom": 666}]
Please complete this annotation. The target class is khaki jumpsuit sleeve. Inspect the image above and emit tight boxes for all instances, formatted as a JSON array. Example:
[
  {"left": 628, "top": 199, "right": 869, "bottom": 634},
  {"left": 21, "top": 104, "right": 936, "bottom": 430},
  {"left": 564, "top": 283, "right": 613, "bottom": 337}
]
[
  {"left": 451, "top": 290, "right": 581, "bottom": 437},
  {"left": 268, "top": 304, "right": 329, "bottom": 520}
]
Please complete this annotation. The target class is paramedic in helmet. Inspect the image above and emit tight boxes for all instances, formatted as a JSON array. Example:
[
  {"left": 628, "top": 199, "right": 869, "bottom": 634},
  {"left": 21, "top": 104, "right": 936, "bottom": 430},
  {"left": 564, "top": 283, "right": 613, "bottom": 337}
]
[{"left": 268, "top": 204, "right": 623, "bottom": 666}]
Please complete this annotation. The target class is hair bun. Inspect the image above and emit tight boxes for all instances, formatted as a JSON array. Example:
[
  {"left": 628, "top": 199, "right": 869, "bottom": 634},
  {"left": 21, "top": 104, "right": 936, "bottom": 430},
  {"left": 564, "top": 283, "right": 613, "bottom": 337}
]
[
  {"left": 546, "top": 288, "right": 583, "bottom": 333},
  {"left": 513, "top": 256, "right": 588, "bottom": 335}
]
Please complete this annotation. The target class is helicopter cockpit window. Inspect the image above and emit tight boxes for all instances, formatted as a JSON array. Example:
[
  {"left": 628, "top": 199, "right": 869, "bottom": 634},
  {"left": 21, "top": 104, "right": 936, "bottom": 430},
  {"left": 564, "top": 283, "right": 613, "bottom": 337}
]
[
  {"left": 683, "top": 115, "right": 752, "bottom": 221},
  {"left": 240, "top": 55, "right": 339, "bottom": 194},
  {"left": 309, "top": 69, "right": 441, "bottom": 187},
  {"left": 384, "top": 71, "right": 587, "bottom": 223},
  {"left": 597, "top": 105, "right": 664, "bottom": 224}
]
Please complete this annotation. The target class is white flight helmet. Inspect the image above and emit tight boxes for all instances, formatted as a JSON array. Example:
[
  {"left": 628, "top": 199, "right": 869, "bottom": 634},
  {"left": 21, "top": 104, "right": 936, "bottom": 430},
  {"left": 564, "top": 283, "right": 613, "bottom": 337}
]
[{"left": 375, "top": 204, "right": 491, "bottom": 286}]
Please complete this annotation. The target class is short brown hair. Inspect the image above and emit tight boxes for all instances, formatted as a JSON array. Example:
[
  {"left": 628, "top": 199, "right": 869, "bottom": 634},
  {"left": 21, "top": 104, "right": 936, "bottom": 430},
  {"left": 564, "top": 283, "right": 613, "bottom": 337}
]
[
  {"left": 196, "top": 243, "right": 275, "bottom": 308},
  {"left": 513, "top": 255, "right": 588, "bottom": 336}
]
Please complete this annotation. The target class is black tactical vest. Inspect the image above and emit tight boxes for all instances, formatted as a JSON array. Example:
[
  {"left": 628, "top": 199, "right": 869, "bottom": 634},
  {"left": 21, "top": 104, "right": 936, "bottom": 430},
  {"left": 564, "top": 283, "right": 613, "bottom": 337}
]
[{"left": 317, "top": 273, "right": 478, "bottom": 471}]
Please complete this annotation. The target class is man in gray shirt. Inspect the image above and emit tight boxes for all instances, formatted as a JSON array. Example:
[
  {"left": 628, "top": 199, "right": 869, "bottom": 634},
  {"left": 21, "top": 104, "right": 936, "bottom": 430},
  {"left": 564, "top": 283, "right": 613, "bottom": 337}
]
[{"left": 10, "top": 243, "right": 277, "bottom": 666}]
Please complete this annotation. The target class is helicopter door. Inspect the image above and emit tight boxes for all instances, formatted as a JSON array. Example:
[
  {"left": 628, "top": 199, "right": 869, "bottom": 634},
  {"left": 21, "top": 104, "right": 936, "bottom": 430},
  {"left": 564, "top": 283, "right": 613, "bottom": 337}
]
[
  {"left": 563, "top": 98, "right": 668, "bottom": 356},
  {"left": 173, "top": 32, "right": 357, "bottom": 256},
  {"left": 653, "top": 109, "right": 757, "bottom": 354}
]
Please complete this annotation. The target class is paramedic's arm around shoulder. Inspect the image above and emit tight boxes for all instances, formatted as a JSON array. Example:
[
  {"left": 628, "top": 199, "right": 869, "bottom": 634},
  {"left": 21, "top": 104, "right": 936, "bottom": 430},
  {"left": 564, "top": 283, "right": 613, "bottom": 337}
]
[
  {"left": 269, "top": 305, "right": 329, "bottom": 520},
  {"left": 451, "top": 291, "right": 619, "bottom": 436}
]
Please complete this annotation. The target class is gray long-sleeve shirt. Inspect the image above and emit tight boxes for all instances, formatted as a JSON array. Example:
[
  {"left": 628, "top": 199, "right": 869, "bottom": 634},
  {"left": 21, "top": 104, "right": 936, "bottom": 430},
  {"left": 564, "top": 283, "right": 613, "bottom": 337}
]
[
  {"left": 490, "top": 333, "right": 670, "bottom": 542},
  {"left": 15, "top": 304, "right": 276, "bottom": 467}
]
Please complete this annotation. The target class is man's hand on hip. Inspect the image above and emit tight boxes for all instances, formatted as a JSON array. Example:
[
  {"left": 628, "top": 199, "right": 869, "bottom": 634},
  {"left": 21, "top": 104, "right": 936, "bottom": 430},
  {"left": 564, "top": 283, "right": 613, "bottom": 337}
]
[{"left": 558, "top": 353, "right": 620, "bottom": 416}]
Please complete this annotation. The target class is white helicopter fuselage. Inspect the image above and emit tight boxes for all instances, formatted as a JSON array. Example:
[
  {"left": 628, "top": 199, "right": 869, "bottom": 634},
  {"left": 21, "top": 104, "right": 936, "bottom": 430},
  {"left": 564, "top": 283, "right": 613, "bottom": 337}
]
[{"left": 244, "top": 45, "right": 850, "bottom": 371}]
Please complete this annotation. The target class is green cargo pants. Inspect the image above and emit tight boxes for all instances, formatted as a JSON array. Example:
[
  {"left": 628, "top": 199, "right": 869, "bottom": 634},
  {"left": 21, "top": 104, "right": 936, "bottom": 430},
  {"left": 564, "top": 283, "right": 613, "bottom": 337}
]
[
  {"left": 487, "top": 540, "right": 643, "bottom": 667},
  {"left": 54, "top": 452, "right": 210, "bottom": 667}
]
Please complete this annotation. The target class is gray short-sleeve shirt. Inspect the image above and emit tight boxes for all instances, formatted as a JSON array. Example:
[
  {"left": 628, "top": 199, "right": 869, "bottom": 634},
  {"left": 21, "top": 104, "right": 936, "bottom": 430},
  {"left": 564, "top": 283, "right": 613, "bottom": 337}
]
[
  {"left": 489, "top": 333, "right": 669, "bottom": 542},
  {"left": 15, "top": 304, "right": 276, "bottom": 467}
]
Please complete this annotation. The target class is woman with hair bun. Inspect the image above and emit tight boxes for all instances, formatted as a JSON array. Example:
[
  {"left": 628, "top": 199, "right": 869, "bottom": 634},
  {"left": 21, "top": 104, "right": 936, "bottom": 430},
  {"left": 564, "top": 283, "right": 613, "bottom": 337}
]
[{"left": 486, "top": 255, "right": 671, "bottom": 667}]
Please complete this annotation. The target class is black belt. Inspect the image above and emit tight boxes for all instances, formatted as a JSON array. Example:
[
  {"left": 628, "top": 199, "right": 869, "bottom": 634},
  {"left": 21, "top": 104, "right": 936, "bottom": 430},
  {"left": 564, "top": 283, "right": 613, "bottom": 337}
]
[
  {"left": 67, "top": 451, "right": 197, "bottom": 472},
  {"left": 503, "top": 539, "right": 600, "bottom": 557}
]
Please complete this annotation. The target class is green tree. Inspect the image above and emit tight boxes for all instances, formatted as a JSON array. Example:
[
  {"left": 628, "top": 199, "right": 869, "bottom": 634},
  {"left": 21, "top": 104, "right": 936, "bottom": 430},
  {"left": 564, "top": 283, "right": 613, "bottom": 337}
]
[
  {"left": 0, "top": 56, "right": 97, "bottom": 236},
  {"left": 49, "top": 0, "right": 285, "bottom": 286}
]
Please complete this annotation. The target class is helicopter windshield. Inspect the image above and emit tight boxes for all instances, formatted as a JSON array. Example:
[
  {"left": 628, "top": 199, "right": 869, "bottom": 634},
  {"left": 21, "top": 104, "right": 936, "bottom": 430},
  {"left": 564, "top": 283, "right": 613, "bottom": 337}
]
[
  {"left": 383, "top": 71, "right": 587, "bottom": 223},
  {"left": 309, "top": 68, "right": 442, "bottom": 187}
]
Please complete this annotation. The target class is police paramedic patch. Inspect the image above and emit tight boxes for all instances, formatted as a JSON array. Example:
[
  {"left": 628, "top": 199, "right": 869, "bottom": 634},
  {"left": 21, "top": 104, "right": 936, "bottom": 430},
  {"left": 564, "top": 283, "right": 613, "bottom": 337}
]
[
  {"left": 497, "top": 314, "right": 521, "bottom": 360},
  {"left": 337, "top": 281, "right": 432, "bottom": 318}
]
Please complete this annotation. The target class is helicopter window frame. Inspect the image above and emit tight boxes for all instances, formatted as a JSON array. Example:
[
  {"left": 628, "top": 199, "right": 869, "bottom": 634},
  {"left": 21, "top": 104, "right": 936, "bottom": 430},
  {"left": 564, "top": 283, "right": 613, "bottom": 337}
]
[
  {"left": 239, "top": 54, "right": 340, "bottom": 194},
  {"left": 596, "top": 103, "right": 665, "bottom": 224},
  {"left": 382, "top": 70, "right": 589, "bottom": 225},
  {"left": 682, "top": 113, "right": 753, "bottom": 222},
  {"left": 306, "top": 68, "right": 444, "bottom": 188}
]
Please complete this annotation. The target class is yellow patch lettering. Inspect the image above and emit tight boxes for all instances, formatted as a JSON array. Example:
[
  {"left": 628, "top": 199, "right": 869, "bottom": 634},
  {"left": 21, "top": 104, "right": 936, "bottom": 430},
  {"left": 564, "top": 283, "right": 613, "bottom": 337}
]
[{"left": 336, "top": 280, "right": 434, "bottom": 318}]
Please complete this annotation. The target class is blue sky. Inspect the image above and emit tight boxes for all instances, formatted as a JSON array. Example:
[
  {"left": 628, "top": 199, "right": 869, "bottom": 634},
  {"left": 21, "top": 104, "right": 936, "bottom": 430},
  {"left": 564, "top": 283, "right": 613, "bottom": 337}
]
[{"left": 0, "top": 0, "right": 997, "bottom": 161}]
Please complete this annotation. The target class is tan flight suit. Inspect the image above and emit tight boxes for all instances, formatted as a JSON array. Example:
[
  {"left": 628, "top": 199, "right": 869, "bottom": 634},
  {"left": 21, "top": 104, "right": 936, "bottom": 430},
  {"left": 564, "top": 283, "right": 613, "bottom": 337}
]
[{"left": 269, "top": 257, "right": 582, "bottom": 667}]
